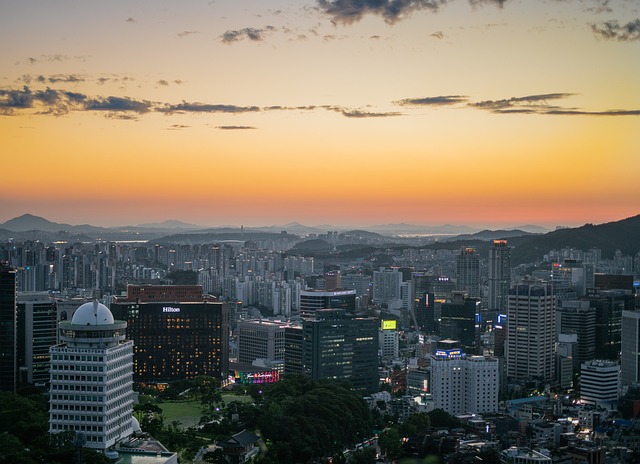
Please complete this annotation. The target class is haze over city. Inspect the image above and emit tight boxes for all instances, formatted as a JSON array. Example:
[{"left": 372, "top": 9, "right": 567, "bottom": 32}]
[{"left": 1, "top": 1, "right": 639, "bottom": 228}]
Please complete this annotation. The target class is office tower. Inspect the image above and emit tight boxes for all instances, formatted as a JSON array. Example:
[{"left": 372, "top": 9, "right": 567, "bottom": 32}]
[
  {"left": 49, "top": 301, "right": 134, "bottom": 450},
  {"left": 324, "top": 270, "right": 341, "bottom": 290},
  {"left": 298, "top": 289, "right": 356, "bottom": 319},
  {"left": 551, "top": 260, "right": 587, "bottom": 297},
  {"left": 415, "top": 292, "right": 436, "bottom": 333},
  {"left": 439, "top": 292, "right": 481, "bottom": 354},
  {"left": 237, "top": 320, "right": 287, "bottom": 370},
  {"left": 582, "top": 289, "right": 628, "bottom": 360},
  {"left": 488, "top": 240, "right": 511, "bottom": 312},
  {"left": 506, "top": 279, "right": 555, "bottom": 383},
  {"left": 17, "top": 292, "right": 57, "bottom": 386},
  {"left": 594, "top": 273, "right": 634, "bottom": 292},
  {"left": 116, "top": 284, "right": 209, "bottom": 303},
  {"left": 456, "top": 247, "right": 480, "bottom": 298},
  {"left": 556, "top": 300, "right": 596, "bottom": 368},
  {"left": 580, "top": 360, "right": 620, "bottom": 410},
  {"left": 621, "top": 310, "right": 640, "bottom": 386},
  {"left": 430, "top": 352, "right": 499, "bottom": 415},
  {"left": 556, "top": 333, "right": 577, "bottom": 389},
  {"left": 0, "top": 262, "right": 17, "bottom": 392},
  {"left": 372, "top": 268, "right": 402, "bottom": 305},
  {"left": 379, "top": 319, "right": 399, "bottom": 360},
  {"left": 341, "top": 273, "right": 372, "bottom": 297},
  {"left": 303, "top": 309, "right": 378, "bottom": 392},
  {"left": 284, "top": 325, "right": 304, "bottom": 375},
  {"left": 110, "top": 301, "right": 229, "bottom": 382}
]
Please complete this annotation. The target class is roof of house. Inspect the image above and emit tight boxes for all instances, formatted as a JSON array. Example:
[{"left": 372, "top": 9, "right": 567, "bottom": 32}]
[{"left": 218, "top": 430, "right": 260, "bottom": 449}]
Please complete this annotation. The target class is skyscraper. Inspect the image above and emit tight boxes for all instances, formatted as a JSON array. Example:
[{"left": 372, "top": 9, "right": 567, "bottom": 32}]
[
  {"left": 298, "top": 289, "right": 356, "bottom": 319},
  {"left": 456, "top": 247, "right": 480, "bottom": 298},
  {"left": 0, "top": 261, "right": 17, "bottom": 392},
  {"left": 506, "top": 279, "right": 555, "bottom": 383},
  {"left": 439, "top": 292, "right": 481, "bottom": 354},
  {"left": 488, "top": 240, "right": 511, "bottom": 312},
  {"left": 17, "top": 292, "right": 57, "bottom": 386},
  {"left": 49, "top": 301, "right": 134, "bottom": 450},
  {"left": 621, "top": 310, "right": 640, "bottom": 386},
  {"left": 303, "top": 309, "right": 378, "bottom": 392}
]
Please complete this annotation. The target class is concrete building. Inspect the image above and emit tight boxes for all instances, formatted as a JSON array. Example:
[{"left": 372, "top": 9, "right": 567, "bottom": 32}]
[
  {"left": 49, "top": 301, "right": 134, "bottom": 450},
  {"left": 556, "top": 299, "right": 595, "bottom": 369},
  {"left": 439, "top": 292, "right": 481, "bottom": 355},
  {"left": 456, "top": 247, "right": 481, "bottom": 298},
  {"left": 506, "top": 279, "right": 555, "bottom": 383},
  {"left": 430, "top": 352, "right": 499, "bottom": 415},
  {"left": 580, "top": 360, "right": 619, "bottom": 410},
  {"left": 237, "top": 319, "right": 287, "bottom": 369},
  {"left": 488, "top": 240, "right": 511, "bottom": 312},
  {"left": 379, "top": 319, "right": 399, "bottom": 360},
  {"left": 372, "top": 268, "right": 402, "bottom": 305}
]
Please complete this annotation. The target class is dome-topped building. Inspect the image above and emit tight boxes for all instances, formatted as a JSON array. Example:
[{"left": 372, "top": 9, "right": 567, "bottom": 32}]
[
  {"left": 50, "top": 300, "right": 134, "bottom": 450},
  {"left": 71, "top": 300, "right": 115, "bottom": 325}
]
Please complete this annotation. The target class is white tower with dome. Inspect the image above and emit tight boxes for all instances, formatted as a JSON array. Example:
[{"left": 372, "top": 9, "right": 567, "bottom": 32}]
[{"left": 49, "top": 300, "right": 134, "bottom": 450}]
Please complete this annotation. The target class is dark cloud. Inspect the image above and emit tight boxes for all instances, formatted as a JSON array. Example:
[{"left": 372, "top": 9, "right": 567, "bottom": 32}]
[
  {"left": 469, "top": 93, "right": 575, "bottom": 111},
  {"left": 167, "top": 124, "right": 190, "bottom": 130},
  {"left": 24, "top": 74, "right": 84, "bottom": 84},
  {"left": 544, "top": 109, "right": 640, "bottom": 116},
  {"left": 317, "top": 0, "right": 447, "bottom": 24},
  {"left": 591, "top": 19, "right": 640, "bottom": 41},
  {"left": 126, "top": 17, "right": 135, "bottom": 23},
  {"left": 394, "top": 95, "right": 468, "bottom": 106},
  {"left": 430, "top": 31, "right": 444, "bottom": 39},
  {"left": 468, "top": 0, "right": 508, "bottom": 8},
  {"left": 157, "top": 102, "right": 261, "bottom": 114},
  {"left": 84, "top": 96, "right": 152, "bottom": 113},
  {"left": 323, "top": 105, "right": 401, "bottom": 117},
  {"left": 221, "top": 26, "right": 276, "bottom": 43},
  {"left": 97, "top": 78, "right": 110, "bottom": 85},
  {"left": 0, "top": 86, "right": 35, "bottom": 109},
  {"left": 157, "top": 80, "right": 170, "bottom": 86},
  {"left": 217, "top": 125, "right": 257, "bottom": 130}
]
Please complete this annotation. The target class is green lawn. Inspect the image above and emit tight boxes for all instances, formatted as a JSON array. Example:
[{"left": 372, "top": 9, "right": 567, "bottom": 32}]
[{"left": 159, "top": 400, "right": 204, "bottom": 429}]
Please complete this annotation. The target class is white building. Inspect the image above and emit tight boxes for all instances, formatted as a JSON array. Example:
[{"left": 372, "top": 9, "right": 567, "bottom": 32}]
[
  {"left": 379, "top": 323, "right": 399, "bottom": 360},
  {"left": 580, "top": 360, "right": 620, "bottom": 410},
  {"left": 430, "top": 353, "right": 499, "bottom": 415},
  {"left": 506, "top": 279, "right": 555, "bottom": 383},
  {"left": 49, "top": 301, "right": 134, "bottom": 450},
  {"left": 372, "top": 268, "right": 402, "bottom": 305}
]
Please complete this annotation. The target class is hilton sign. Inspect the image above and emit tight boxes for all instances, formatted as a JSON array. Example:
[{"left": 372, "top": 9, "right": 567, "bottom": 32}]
[{"left": 162, "top": 306, "right": 181, "bottom": 313}]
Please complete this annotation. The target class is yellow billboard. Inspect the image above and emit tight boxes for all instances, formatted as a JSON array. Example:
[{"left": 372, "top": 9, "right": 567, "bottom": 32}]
[{"left": 381, "top": 320, "right": 397, "bottom": 330}]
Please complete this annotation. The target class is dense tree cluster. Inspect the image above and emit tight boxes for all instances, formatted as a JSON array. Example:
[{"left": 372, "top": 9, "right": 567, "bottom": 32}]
[{"left": 255, "top": 376, "right": 375, "bottom": 463}]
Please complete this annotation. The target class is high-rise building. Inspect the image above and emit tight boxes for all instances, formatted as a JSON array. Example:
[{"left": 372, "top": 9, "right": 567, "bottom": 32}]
[
  {"left": 49, "top": 301, "right": 134, "bottom": 450},
  {"left": 284, "top": 325, "right": 304, "bottom": 375},
  {"left": 237, "top": 320, "right": 287, "bottom": 370},
  {"left": 379, "top": 319, "right": 399, "bottom": 360},
  {"left": 556, "top": 333, "right": 577, "bottom": 389},
  {"left": 621, "top": 310, "right": 640, "bottom": 386},
  {"left": 415, "top": 291, "right": 436, "bottom": 333},
  {"left": 298, "top": 289, "right": 356, "bottom": 319},
  {"left": 580, "top": 360, "right": 619, "bottom": 410},
  {"left": 372, "top": 268, "right": 402, "bottom": 305},
  {"left": 17, "top": 292, "right": 57, "bottom": 387},
  {"left": 110, "top": 301, "right": 229, "bottom": 382},
  {"left": 582, "top": 289, "right": 629, "bottom": 360},
  {"left": 488, "top": 240, "right": 511, "bottom": 312},
  {"left": 430, "top": 352, "right": 499, "bottom": 415},
  {"left": 456, "top": 247, "right": 480, "bottom": 298},
  {"left": 303, "top": 309, "right": 378, "bottom": 392},
  {"left": 0, "top": 262, "right": 17, "bottom": 392},
  {"left": 556, "top": 300, "right": 596, "bottom": 368},
  {"left": 439, "top": 292, "right": 481, "bottom": 354},
  {"left": 506, "top": 279, "right": 555, "bottom": 383}
]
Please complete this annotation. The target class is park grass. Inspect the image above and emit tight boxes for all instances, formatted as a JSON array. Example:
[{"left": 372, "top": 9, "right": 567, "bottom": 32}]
[{"left": 159, "top": 400, "right": 204, "bottom": 429}]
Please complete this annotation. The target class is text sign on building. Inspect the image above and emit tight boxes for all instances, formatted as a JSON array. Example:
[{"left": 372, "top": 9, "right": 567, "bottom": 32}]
[
  {"left": 162, "top": 306, "right": 181, "bottom": 313},
  {"left": 435, "top": 349, "right": 463, "bottom": 358},
  {"left": 381, "top": 320, "right": 397, "bottom": 330}
]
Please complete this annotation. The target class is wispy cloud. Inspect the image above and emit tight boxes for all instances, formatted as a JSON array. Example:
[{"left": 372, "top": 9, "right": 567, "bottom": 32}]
[
  {"left": 84, "top": 96, "right": 152, "bottom": 113},
  {"left": 317, "top": 0, "right": 447, "bottom": 24},
  {"left": 177, "top": 30, "right": 199, "bottom": 38},
  {"left": 469, "top": 93, "right": 575, "bottom": 112},
  {"left": 217, "top": 125, "right": 257, "bottom": 130},
  {"left": 20, "top": 74, "right": 84, "bottom": 84},
  {"left": 395, "top": 95, "right": 468, "bottom": 106},
  {"left": 591, "top": 19, "right": 640, "bottom": 41},
  {"left": 221, "top": 26, "right": 276, "bottom": 43},
  {"left": 157, "top": 102, "right": 261, "bottom": 114}
]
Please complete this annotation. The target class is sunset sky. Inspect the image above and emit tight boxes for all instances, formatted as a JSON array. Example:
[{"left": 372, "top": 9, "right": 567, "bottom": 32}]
[{"left": 1, "top": 0, "right": 639, "bottom": 229}]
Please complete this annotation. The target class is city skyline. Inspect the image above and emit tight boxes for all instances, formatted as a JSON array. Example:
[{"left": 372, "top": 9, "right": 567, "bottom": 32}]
[{"left": 1, "top": 1, "right": 639, "bottom": 228}]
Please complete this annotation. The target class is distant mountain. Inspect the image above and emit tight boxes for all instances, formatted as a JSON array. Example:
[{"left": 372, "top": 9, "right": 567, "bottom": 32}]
[
  {"left": 442, "top": 229, "right": 537, "bottom": 242},
  {"left": 366, "top": 223, "right": 480, "bottom": 236},
  {"left": 513, "top": 224, "right": 550, "bottom": 234},
  {"left": 289, "top": 239, "right": 333, "bottom": 253},
  {"left": 135, "top": 220, "right": 204, "bottom": 229},
  {"left": 0, "top": 213, "right": 106, "bottom": 233},
  {"left": 509, "top": 214, "right": 640, "bottom": 265}
]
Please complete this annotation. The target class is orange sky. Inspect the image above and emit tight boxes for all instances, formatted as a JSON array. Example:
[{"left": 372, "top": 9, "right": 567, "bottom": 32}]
[{"left": 1, "top": 1, "right": 639, "bottom": 228}]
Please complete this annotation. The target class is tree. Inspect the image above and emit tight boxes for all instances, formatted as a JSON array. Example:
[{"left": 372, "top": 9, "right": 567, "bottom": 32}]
[{"left": 378, "top": 428, "right": 402, "bottom": 460}]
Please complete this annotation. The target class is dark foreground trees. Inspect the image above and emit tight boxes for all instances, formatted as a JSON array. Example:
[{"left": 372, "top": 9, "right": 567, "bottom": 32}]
[{"left": 256, "top": 376, "right": 375, "bottom": 463}]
